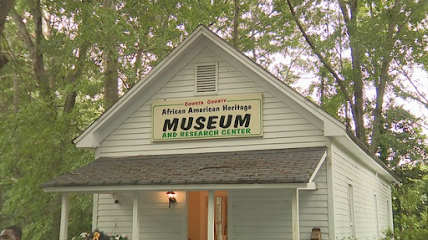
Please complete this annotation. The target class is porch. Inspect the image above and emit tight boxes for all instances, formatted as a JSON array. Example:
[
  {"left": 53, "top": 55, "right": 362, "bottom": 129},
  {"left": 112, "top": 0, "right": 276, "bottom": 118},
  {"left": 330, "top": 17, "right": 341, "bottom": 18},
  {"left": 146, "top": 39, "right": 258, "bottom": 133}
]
[
  {"left": 58, "top": 188, "right": 312, "bottom": 240},
  {"left": 42, "top": 147, "right": 327, "bottom": 240}
]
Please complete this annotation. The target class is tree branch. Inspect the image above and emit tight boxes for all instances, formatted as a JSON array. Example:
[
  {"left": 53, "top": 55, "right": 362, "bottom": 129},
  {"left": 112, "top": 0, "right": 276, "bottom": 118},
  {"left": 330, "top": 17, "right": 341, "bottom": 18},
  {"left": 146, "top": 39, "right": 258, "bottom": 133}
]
[
  {"left": 285, "top": 0, "right": 353, "bottom": 106},
  {"left": 338, "top": 0, "right": 350, "bottom": 25},
  {"left": 10, "top": 8, "right": 35, "bottom": 58},
  {"left": 395, "top": 60, "right": 428, "bottom": 106},
  {"left": 233, "top": 0, "right": 239, "bottom": 48},
  {"left": 63, "top": 45, "right": 89, "bottom": 113}
]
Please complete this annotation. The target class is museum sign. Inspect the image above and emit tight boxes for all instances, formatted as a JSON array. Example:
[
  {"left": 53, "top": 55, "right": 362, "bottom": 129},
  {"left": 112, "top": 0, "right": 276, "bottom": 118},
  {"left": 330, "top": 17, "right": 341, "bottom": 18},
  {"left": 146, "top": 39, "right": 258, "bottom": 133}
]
[{"left": 152, "top": 94, "right": 263, "bottom": 141}]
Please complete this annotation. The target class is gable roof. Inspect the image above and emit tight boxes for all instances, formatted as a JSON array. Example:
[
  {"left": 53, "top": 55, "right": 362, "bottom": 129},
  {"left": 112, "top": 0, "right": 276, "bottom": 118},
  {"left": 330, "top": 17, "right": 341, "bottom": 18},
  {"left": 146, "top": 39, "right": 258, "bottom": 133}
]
[
  {"left": 73, "top": 24, "right": 345, "bottom": 150},
  {"left": 42, "top": 147, "right": 327, "bottom": 193},
  {"left": 70, "top": 25, "right": 399, "bottom": 184}
]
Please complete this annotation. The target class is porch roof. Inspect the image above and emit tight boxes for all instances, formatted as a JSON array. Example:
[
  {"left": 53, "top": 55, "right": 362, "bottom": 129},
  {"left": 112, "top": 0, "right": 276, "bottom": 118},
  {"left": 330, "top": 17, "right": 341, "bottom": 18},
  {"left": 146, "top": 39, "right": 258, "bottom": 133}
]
[{"left": 41, "top": 147, "right": 327, "bottom": 191}]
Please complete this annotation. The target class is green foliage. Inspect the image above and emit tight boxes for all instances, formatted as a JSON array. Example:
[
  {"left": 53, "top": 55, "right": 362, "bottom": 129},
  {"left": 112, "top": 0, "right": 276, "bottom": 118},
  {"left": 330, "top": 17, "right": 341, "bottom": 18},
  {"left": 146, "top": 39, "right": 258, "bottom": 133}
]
[
  {"left": 391, "top": 165, "right": 428, "bottom": 239},
  {"left": 284, "top": 1, "right": 428, "bottom": 237},
  {"left": 1, "top": 0, "right": 232, "bottom": 238},
  {"left": 376, "top": 105, "right": 427, "bottom": 238},
  {"left": 0, "top": 98, "right": 94, "bottom": 238},
  {"left": 378, "top": 105, "right": 428, "bottom": 168}
]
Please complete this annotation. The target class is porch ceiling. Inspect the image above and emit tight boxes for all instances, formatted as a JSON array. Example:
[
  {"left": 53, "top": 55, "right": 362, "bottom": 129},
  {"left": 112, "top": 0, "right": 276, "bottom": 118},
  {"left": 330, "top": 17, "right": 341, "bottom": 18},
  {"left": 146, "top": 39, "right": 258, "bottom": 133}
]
[{"left": 41, "top": 147, "right": 327, "bottom": 190}]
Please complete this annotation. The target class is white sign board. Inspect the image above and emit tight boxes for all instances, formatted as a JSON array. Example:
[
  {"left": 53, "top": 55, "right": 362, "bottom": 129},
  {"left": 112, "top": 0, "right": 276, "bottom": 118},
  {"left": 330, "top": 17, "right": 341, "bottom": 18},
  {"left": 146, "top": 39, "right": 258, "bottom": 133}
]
[{"left": 152, "top": 94, "right": 263, "bottom": 141}]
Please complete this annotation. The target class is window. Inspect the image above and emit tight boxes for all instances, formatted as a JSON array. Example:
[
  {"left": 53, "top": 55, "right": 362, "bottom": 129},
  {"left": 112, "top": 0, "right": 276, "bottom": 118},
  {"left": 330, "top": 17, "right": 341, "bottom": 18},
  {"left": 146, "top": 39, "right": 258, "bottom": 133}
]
[
  {"left": 348, "top": 184, "right": 356, "bottom": 238},
  {"left": 387, "top": 200, "right": 391, "bottom": 228},
  {"left": 374, "top": 194, "right": 379, "bottom": 238}
]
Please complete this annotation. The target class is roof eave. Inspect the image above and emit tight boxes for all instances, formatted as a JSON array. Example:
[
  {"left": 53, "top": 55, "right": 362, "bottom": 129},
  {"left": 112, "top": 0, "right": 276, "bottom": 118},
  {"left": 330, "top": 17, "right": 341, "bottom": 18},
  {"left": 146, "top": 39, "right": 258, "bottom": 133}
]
[{"left": 42, "top": 182, "right": 317, "bottom": 193}]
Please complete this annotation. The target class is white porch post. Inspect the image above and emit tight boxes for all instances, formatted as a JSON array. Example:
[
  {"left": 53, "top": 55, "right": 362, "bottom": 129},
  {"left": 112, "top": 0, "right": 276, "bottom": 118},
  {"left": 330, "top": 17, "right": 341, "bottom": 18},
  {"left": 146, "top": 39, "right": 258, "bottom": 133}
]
[
  {"left": 292, "top": 189, "right": 300, "bottom": 240},
  {"left": 92, "top": 194, "right": 99, "bottom": 231},
  {"left": 207, "top": 190, "right": 215, "bottom": 240},
  {"left": 59, "top": 193, "right": 70, "bottom": 240},
  {"left": 132, "top": 192, "right": 140, "bottom": 240}
]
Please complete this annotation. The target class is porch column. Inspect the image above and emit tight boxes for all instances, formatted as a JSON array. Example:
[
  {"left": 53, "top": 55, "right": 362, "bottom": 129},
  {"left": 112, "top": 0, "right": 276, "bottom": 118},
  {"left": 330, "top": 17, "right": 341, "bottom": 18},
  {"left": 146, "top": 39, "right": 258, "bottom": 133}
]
[
  {"left": 207, "top": 190, "right": 215, "bottom": 240},
  {"left": 59, "top": 193, "right": 70, "bottom": 240},
  {"left": 92, "top": 194, "right": 99, "bottom": 230},
  {"left": 292, "top": 189, "right": 300, "bottom": 240},
  {"left": 132, "top": 192, "right": 140, "bottom": 240}
]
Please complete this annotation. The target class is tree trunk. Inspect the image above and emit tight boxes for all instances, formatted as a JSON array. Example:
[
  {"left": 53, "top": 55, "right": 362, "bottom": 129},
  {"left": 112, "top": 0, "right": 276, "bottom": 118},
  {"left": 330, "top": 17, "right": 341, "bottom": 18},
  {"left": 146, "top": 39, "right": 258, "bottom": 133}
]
[
  {"left": 338, "top": 0, "right": 367, "bottom": 144},
  {"left": 63, "top": 92, "right": 77, "bottom": 113},
  {"left": 13, "top": 74, "right": 19, "bottom": 112},
  {"left": 232, "top": 0, "right": 239, "bottom": 48},
  {"left": 11, "top": 2, "right": 49, "bottom": 96},
  {"left": 0, "top": 187, "right": 2, "bottom": 224},
  {"left": 32, "top": 0, "right": 49, "bottom": 96},
  {"left": 0, "top": 0, "right": 14, "bottom": 70},
  {"left": 4, "top": 34, "right": 21, "bottom": 113},
  {"left": 102, "top": 0, "right": 119, "bottom": 109},
  {"left": 103, "top": 51, "right": 119, "bottom": 108},
  {"left": 320, "top": 71, "right": 325, "bottom": 107},
  {"left": 370, "top": 0, "right": 401, "bottom": 152},
  {"left": 249, "top": 3, "right": 258, "bottom": 60}
]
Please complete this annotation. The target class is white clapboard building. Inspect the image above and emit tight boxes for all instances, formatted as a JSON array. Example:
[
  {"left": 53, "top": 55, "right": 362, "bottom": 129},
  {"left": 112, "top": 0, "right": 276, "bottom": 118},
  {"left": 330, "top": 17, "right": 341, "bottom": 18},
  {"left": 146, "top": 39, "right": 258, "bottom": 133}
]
[{"left": 42, "top": 25, "right": 399, "bottom": 240}]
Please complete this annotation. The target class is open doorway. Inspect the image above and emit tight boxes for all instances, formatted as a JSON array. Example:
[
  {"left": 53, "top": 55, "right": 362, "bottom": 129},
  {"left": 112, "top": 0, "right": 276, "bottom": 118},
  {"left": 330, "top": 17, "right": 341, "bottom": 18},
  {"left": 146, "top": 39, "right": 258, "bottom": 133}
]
[{"left": 188, "top": 191, "right": 228, "bottom": 240}]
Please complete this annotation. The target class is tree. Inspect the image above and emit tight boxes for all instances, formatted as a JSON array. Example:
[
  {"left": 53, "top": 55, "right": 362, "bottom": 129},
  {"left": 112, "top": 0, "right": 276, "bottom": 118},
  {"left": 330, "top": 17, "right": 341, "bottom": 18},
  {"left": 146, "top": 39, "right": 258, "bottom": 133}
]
[
  {"left": 281, "top": 1, "right": 428, "bottom": 238},
  {"left": 283, "top": 0, "right": 428, "bottom": 152},
  {"left": 0, "top": 0, "right": 231, "bottom": 238},
  {"left": 392, "top": 165, "right": 428, "bottom": 239}
]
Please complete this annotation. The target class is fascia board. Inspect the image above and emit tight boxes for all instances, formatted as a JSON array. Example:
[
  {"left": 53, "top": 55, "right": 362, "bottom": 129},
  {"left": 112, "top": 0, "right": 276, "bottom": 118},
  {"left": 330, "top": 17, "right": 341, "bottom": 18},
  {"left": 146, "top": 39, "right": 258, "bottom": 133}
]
[
  {"left": 323, "top": 120, "right": 346, "bottom": 137},
  {"left": 74, "top": 136, "right": 96, "bottom": 149},
  {"left": 42, "top": 182, "right": 316, "bottom": 193},
  {"left": 332, "top": 135, "right": 399, "bottom": 184},
  {"left": 203, "top": 33, "right": 346, "bottom": 136},
  {"left": 73, "top": 27, "right": 209, "bottom": 148}
]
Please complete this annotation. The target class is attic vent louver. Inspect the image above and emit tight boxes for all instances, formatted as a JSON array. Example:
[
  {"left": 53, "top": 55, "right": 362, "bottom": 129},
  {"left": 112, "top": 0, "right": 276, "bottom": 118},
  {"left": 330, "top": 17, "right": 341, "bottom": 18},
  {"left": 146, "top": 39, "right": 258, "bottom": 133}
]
[{"left": 195, "top": 63, "right": 218, "bottom": 95}]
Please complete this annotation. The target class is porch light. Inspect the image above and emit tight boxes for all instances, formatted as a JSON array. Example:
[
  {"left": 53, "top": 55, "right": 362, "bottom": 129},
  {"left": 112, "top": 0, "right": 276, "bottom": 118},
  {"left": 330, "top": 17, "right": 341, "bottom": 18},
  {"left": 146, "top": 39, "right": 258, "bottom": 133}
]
[{"left": 167, "top": 191, "right": 176, "bottom": 208}]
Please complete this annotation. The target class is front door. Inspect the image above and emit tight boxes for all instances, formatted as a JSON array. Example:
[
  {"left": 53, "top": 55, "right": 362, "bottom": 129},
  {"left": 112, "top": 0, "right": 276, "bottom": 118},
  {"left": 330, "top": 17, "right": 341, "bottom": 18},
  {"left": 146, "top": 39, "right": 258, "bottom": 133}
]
[{"left": 188, "top": 191, "right": 228, "bottom": 240}]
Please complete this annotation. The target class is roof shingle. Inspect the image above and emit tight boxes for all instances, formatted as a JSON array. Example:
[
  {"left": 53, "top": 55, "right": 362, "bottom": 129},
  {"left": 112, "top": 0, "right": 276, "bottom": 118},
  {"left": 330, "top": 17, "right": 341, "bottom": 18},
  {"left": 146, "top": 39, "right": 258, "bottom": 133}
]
[{"left": 41, "top": 147, "right": 327, "bottom": 188}]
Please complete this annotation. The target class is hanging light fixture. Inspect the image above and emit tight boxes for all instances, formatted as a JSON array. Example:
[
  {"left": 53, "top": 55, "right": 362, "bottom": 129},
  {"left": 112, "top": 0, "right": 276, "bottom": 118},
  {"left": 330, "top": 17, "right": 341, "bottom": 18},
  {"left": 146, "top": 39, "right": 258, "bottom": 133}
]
[{"left": 167, "top": 191, "right": 176, "bottom": 208}]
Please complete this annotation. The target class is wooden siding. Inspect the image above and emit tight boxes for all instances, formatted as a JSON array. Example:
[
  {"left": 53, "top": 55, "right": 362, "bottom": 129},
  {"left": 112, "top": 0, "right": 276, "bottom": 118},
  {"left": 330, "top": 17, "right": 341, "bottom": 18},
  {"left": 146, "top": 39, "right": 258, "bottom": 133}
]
[
  {"left": 95, "top": 192, "right": 187, "bottom": 240},
  {"left": 99, "top": 48, "right": 325, "bottom": 157},
  {"left": 138, "top": 191, "right": 186, "bottom": 240},
  {"left": 96, "top": 193, "right": 133, "bottom": 239},
  {"left": 299, "top": 162, "right": 330, "bottom": 239},
  {"left": 95, "top": 183, "right": 331, "bottom": 240},
  {"left": 332, "top": 145, "right": 392, "bottom": 239},
  {"left": 230, "top": 189, "right": 293, "bottom": 240}
]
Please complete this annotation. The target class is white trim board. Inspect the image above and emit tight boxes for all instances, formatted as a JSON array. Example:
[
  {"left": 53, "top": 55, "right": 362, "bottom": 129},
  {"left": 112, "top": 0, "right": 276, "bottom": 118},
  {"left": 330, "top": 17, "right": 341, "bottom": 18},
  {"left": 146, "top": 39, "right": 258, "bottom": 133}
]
[{"left": 43, "top": 182, "right": 317, "bottom": 193}]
